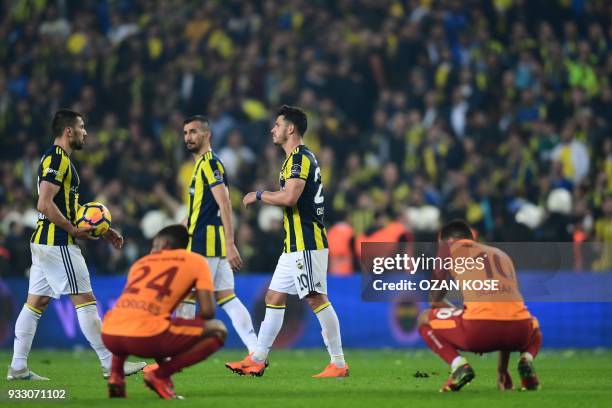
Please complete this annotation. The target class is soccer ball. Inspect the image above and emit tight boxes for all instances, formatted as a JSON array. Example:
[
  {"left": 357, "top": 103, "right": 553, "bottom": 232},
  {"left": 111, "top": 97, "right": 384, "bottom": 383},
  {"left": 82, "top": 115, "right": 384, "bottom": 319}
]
[{"left": 75, "top": 202, "right": 112, "bottom": 238}]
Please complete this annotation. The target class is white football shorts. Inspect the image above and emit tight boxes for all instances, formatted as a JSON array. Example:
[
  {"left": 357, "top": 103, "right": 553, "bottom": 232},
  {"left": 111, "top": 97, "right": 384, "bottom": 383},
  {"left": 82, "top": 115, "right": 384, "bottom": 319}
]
[
  {"left": 29, "top": 243, "right": 92, "bottom": 298},
  {"left": 207, "top": 257, "right": 234, "bottom": 291},
  {"left": 269, "top": 249, "right": 328, "bottom": 299}
]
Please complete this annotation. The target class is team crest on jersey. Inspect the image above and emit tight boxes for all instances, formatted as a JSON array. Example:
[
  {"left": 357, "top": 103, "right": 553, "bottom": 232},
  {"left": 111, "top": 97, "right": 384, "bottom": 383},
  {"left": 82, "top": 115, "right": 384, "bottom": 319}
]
[
  {"left": 213, "top": 169, "right": 223, "bottom": 182},
  {"left": 290, "top": 164, "right": 302, "bottom": 177},
  {"left": 296, "top": 259, "right": 304, "bottom": 270}
]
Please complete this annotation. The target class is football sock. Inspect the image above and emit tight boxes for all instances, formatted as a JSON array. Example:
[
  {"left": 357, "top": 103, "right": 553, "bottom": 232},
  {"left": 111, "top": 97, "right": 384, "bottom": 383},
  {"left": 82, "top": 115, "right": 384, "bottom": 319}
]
[
  {"left": 252, "top": 305, "right": 285, "bottom": 363},
  {"left": 175, "top": 300, "right": 196, "bottom": 319},
  {"left": 75, "top": 302, "right": 112, "bottom": 369},
  {"left": 314, "top": 302, "right": 345, "bottom": 367},
  {"left": 451, "top": 356, "right": 468, "bottom": 371},
  {"left": 418, "top": 324, "right": 459, "bottom": 364},
  {"left": 219, "top": 295, "right": 258, "bottom": 354},
  {"left": 523, "top": 328, "right": 542, "bottom": 358},
  {"left": 11, "top": 304, "right": 42, "bottom": 371},
  {"left": 520, "top": 352, "right": 534, "bottom": 362},
  {"left": 156, "top": 336, "right": 223, "bottom": 378},
  {"left": 321, "top": 330, "right": 331, "bottom": 357},
  {"left": 111, "top": 354, "right": 127, "bottom": 379}
]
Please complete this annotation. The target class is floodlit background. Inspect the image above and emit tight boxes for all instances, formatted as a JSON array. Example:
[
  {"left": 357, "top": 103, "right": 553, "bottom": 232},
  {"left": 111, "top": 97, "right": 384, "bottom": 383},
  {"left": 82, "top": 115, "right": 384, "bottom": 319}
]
[{"left": 0, "top": 0, "right": 611, "bottom": 349}]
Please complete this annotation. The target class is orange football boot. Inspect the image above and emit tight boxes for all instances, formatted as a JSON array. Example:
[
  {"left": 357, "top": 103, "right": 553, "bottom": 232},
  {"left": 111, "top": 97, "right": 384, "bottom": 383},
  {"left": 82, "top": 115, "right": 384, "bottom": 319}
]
[
  {"left": 143, "top": 369, "right": 177, "bottom": 400},
  {"left": 312, "top": 363, "right": 349, "bottom": 378},
  {"left": 226, "top": 354, "right": 267, "bottom": 376},
  {"left": 226, "top": 353, "right": 268, "bottom": 376},
  {"left": 143, "top": 364, "right": 174, "bottom": 389}
]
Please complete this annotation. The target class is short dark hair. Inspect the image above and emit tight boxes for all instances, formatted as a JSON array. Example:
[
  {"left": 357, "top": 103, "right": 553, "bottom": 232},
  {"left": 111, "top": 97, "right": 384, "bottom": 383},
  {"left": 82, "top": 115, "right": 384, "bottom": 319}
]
[
  {"left": 183, "top": 115, "right": 209, "bottom": 129},
  {"left": 277, "top": 105, "right": 307, "bottom": 136},
  {"left": 155, "top": 224, "right": 190, "bottom": 249},
  {"left": 439, "top": 219, "right": 474, "bottom": 240},
  {"left": 52, "top": 109, "right": 83, "bottom": 137}
]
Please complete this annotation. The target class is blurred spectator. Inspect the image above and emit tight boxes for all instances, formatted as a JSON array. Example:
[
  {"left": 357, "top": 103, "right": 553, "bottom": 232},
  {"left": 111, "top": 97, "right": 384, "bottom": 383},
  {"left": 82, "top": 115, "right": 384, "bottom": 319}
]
[
  {"left": 1, "top": 0, "right": 611, "bottom": 275},
  {"left": 218, "top": 129, "right": 256, "bottom": 187}
]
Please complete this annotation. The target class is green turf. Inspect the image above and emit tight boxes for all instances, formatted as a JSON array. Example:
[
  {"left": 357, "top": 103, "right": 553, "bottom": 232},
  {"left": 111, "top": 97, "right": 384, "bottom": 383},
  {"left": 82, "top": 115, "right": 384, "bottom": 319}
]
[{"left": 1, "top": 349, "right": 610, "bottom": 407}]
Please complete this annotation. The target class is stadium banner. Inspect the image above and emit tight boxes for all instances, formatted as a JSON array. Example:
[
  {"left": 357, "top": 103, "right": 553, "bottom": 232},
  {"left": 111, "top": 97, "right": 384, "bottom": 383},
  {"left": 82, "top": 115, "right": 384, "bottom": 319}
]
[{"left": 1, "top": 274, "right": 611, "bottom": 350}]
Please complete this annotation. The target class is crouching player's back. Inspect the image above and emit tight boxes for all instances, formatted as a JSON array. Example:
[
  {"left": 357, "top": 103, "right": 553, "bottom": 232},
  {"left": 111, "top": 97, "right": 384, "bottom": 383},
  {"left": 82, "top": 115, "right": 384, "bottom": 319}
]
[
  {"left": 102, "top": 225, "right": 227, "bottom": 400},
  {"left": 418, "top": 219, "right": 542, "bottom": 392}
]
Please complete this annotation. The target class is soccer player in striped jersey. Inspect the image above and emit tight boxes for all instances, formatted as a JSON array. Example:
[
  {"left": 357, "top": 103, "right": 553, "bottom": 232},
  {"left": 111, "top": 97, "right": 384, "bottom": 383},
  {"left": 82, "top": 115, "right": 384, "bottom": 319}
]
[
  {"left": 226, "top": 105, "right": 348, "bottom": 378},
  {"left": 7, "top": 109, "right": 145, "bottom": 381},
  {"left": 175, "top": 115, "right": 258, "bottom": 358}
]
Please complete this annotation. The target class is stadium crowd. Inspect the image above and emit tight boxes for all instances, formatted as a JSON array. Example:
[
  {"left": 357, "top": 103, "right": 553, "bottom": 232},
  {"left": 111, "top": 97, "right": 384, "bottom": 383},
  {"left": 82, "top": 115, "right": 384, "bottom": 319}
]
[{"left": 0, "top": 0, "right": 611, "bottom": 276}]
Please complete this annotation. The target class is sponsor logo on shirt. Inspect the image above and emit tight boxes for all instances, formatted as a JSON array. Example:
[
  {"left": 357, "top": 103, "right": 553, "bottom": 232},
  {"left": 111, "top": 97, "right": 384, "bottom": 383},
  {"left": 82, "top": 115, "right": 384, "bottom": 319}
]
[{"left": 290, "top": 164, "right": 302, "bottom": 177}]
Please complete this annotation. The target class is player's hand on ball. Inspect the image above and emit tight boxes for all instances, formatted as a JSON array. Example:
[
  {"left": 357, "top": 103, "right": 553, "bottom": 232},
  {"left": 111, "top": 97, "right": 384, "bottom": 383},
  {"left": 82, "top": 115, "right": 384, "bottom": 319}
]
[
  {"left": 226, "top": 243, "right": 243, "bottom": 271},
  {"left": 72, "top": 226, "right": 97, "bottom": 240},
  {"left": 243, "top": 192, "right": 257, "bottom": 208},
  {"left": 102, "top": 227, "right": 124, "bottom": 249}
]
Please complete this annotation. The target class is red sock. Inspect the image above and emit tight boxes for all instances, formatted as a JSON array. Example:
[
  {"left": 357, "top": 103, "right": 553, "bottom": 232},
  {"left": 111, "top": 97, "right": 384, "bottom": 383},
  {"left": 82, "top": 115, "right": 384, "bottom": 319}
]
[
  {"left": 156, "top": 337, "right": 223, "bottom": 378},
  {"left": 523, "top": 329, "right": 542, "bottom": 358},
  {"left": 419, "top": 324, "right": 459, "bottom": 364},
  {"left": 111, "top": 354, "right": 127, "bottom": 380}
]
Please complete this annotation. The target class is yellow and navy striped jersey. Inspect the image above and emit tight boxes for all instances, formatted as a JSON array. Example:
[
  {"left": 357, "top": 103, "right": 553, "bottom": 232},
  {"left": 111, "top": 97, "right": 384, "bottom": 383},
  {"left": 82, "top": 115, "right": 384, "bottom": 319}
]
[
  {"left": 31, "top": 145, "right": 80, "bottom": 246},
  {"left": 280, "top": 145, "right": 328, "bottom": 253},
  {"left": 187, "top": 151, "right": 227, "bottom": 257}
]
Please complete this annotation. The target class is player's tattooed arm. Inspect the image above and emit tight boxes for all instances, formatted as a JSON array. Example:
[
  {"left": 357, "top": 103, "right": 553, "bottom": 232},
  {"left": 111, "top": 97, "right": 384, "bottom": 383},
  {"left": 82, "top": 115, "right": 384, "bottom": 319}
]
[
  {"left": 243, "top": 178, "right": 306, "bottom": 208},
  {"left": 38, "top": 181, "right": 95, "bottom": 240}
]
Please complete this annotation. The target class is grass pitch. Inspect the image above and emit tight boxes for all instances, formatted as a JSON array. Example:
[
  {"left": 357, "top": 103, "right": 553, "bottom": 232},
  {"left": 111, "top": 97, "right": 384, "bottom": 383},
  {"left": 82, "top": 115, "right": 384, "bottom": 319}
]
[{"left": 1, "top": 349, "right": 610, "bottom": 408}]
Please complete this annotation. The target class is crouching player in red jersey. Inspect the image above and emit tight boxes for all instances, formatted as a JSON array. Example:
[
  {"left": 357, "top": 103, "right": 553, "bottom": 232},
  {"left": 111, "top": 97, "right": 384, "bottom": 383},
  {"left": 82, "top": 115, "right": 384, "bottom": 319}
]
[
  {"left": 418, "top": 219, "right": 542, "bottom": 392},
  {"left": 101, "top": 225, "right": 227, "bottom": 399}
]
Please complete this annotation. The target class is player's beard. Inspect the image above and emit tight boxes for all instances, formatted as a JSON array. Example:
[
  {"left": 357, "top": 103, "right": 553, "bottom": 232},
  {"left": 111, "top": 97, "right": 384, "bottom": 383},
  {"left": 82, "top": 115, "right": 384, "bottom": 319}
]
[
  {"left": 185, "top": 141, "right": 200, "bottom": 152},
  {"left": 70, "top": 136, "right": 84, "bottom": 150}
]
